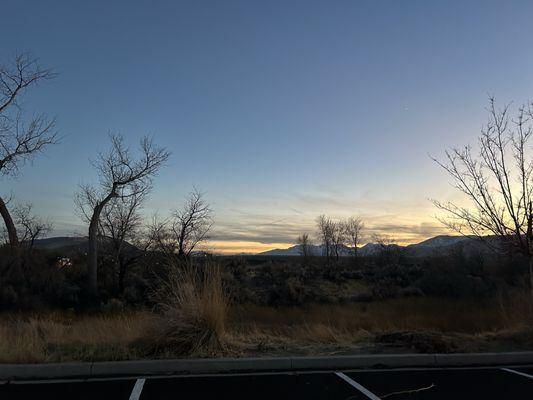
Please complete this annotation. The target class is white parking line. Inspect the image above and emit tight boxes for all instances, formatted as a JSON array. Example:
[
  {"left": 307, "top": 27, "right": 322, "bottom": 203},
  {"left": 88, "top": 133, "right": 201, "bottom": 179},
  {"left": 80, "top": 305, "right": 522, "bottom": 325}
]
[
  {"left": 501, "top": 368, "right": 533, "bottom": 380},
  {"left": 335, "top": 372, "right": 381, "bottom": 400},
  {"left": 129, "top": 378, "right": 146, "bottom": 400}
]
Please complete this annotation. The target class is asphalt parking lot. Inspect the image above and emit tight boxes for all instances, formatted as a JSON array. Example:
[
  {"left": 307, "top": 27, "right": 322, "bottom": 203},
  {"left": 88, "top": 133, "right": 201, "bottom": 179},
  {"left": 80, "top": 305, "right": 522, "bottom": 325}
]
[{"left": 2, "top": 366, "right": 533, "bottom": 399}]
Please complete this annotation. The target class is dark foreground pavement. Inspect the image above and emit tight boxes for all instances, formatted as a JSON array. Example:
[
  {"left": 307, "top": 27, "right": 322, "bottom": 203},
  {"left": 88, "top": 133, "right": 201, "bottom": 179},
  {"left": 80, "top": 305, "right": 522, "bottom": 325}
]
[{"left": 2, "top": 366, "right": 533, "bottom": 399}]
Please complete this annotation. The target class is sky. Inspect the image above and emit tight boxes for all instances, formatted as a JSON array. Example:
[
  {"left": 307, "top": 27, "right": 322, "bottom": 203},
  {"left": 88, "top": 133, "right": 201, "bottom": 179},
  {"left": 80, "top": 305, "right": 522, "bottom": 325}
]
[{"left": 2, "top": 0, "right": 533, "bottom": 253}]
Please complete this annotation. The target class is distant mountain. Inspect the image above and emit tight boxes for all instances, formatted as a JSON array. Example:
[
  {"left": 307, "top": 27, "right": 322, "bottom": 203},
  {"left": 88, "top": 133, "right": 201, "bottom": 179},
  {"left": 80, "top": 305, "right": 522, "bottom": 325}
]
[
  {"left": 358, "top": 242, "right": 401, "bottom": 256},
  {"left": 33, "top": 236, "right": 138, "bottom": 255},
  {"left": 32, "top": 234, "right": 495, "bottom": 258},
  {"left": 258, "top": 244, "right": 321, "bottom": 256},
  {"left": 257, "top": 235, "right": 491, "bottom": 257},
  {"left": 259, "top": 243, "right": 381, "bottom": 257},
  {"left": 404, "top": 235, "right": 495, "bottom": 257},
  {"left": 408, "top": 235, "right": 471, "bottom": 249},
  {"left": 34, "top": 236, "right": 88, "bottom": 251}
]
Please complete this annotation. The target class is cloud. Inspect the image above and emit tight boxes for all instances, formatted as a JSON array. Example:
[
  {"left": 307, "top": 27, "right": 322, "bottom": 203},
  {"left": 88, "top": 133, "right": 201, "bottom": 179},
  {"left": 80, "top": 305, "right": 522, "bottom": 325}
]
[
  {"left": 363, "top": 221, "right": 449, "bottom": 244},
  {"left": 211, "top": 214, "right": 314, "bottom": 244},
  {"left": 208, "top": 189, "right": 452, "bottom": 252},
  {"left": 46, "top": 187, "right": 454, "bottom": 253}
]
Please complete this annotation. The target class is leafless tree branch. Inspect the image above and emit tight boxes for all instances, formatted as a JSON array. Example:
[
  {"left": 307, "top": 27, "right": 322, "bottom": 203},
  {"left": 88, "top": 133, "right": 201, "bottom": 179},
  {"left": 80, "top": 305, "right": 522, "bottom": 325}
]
[
  {"left": 77, "top": 134, "right": 169, "bottom": 296},
  {"left": 0, "top": 53, "right": 58, "bottom": 248},
  {"left": 432, "top": 97, "right": 533, "bottom": 294}
]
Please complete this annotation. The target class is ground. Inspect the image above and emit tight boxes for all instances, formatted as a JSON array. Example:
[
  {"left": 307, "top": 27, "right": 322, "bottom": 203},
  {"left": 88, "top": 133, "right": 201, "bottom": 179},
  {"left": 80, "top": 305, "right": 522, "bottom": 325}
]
[{"left": 1, "top": 296, "right": 533, "bottom": 363}]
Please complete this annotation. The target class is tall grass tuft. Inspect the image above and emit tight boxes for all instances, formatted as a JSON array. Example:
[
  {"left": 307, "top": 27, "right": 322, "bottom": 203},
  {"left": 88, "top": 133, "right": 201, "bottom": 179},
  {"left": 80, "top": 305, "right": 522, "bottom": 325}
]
[
  {"left": 0, "top": 312, "right": 150, "bottom": 363},
  {"left": 149, "top": 261, "right": 229, "bottom": 356},
  {"left": 498, "top": 290, "right": 533, "bottom": 329}
]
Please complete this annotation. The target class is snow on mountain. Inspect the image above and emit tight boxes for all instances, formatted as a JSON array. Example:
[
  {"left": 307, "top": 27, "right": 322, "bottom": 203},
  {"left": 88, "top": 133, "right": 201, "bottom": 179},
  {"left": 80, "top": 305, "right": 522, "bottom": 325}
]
[
  {"left": 257, "top": 235, "right": 482, "bottom": 257},
  {"left": 409, "top": 235, "right": 471, "bottom": 248},
  {"left": 259, "top": 243, "right": 386, "bottom": 257},
  {"left": 259, "top": 244, "right": 358, "bottom": 257}
]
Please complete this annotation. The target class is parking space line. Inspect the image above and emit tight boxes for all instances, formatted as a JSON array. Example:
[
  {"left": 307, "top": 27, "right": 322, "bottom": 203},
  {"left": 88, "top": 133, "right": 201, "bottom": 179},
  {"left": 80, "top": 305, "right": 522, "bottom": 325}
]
[
  {"left": 334, "top": 372, "right": 381, "bottom": 400},
  {"left": 129, "top": 378, "right": 146, "bottom": 400},
  {"left": 501, "top": 368, "right": 533, "bottom": 381}
]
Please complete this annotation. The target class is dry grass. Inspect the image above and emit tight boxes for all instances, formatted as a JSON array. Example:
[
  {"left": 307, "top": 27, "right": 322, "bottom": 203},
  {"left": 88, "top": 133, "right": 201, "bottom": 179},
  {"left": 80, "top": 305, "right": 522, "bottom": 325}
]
[
  {"left": 146, "top": 262, "right": 229, "bottom": 357},
  {"left": 498, "top": 291, "right": 533, "bottom": 328},
  {"left": 1, "top": 292, "right": 533, "bottom": 362},
  {"left": 231, "top": 297, "right": 526, "bottom": 334},
  {"left": 0, "top": 311, "right": 151, "bottom": 363},
  {"left": 226, "top": 294, "right": 533, "bottom": 355}
]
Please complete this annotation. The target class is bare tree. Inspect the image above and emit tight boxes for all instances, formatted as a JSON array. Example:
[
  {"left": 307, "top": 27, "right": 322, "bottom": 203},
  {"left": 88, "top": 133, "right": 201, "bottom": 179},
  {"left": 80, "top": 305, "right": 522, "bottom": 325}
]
[
  {"left": 297, "top": 233, "right": 312, "bottom": 260},
  {"left": 0, "top": 53, "right": 58, "bottom": 248},
  {"left": 1, "top": 203, "right": 52, "bottom": 249},
  {"left": 371, "top": 233, "right": 402, "bottom": 264},
  {"left": 173, "top": 188, "right": 213, "bottom": 257},
  {"left": 99, "top": 187, "right": 149, "bottom": 293},
  {"left": 151, "top": 188, "right": 213, "bottom": 259},
  {"left": 76, "top": 134, "right": 169, "bottom": 296},
  {"left": 372, "top": 233, "right": 397, "bottom": 251},
  {"left": 13, "top": 203, "right": 52, "bottom": 249},
  {"left": 316, "top": 215, "right": 349, "bottom": 262},
  {"left": 148, "top": 214, "right": 175, "bottom": 260},
  {"left": 432, "top": 98, "right": 533, "bottom": 296},
  {"left": 316, "top": 215, "right": 335, "bottom": 263},
  {"left": 342, "top": 216, "right": 364, "bottom": 258},
  {"left": 331, "top": 221, "right": 344, "bottom": 261}
]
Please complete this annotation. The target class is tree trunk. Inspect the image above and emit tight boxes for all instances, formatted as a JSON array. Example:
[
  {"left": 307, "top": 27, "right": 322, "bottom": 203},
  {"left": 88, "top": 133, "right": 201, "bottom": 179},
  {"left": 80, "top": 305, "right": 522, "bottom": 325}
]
[
  {"left": 0, "top": 195, "right": 18, "bottom": 248},
  {"left": 87, "top": 209, "right": 100, "bottom": 297},
  {"left": 87, "top": 192, "right": 115, "bottom": 297},
  {"left": 178, "top": 225, "right": 186, "bottom": 258},
  {"left": 529, "top": 256, "right": 533, "bottom": 299}
]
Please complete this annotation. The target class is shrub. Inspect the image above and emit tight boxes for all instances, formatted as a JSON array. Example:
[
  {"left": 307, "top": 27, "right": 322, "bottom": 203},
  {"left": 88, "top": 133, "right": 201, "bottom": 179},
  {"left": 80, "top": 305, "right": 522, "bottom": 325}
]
[
  {"left": 0, "top": 248, "right": 69, "bottom": 310},
  {"left": 147, "top": 261, "right": 229, "bottom": 356}
]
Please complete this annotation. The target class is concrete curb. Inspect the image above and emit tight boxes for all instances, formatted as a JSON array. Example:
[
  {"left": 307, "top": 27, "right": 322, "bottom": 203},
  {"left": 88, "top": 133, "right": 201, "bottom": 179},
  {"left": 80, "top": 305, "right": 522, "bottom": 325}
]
[
  {"left": 2, "top": 352, "right": 533, "bottom": 381},
  {"left": 90, "top": 357, "right": 293, "bottom": 378},
  {"left": 0, "top": 362, "right": 92, "bottom": 381}
]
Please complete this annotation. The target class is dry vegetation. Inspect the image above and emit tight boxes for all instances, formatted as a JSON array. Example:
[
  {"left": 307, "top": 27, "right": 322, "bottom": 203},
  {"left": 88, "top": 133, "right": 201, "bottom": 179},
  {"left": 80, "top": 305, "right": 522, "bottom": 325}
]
[
  {"left": 1, "top": 53, "right": 533, "bottom": 365},
  {"left": 145, "top": 262, "right": 228, "bottom": 357},
  {"left": 228, "top": 293, "right": 533, "bottom": 356},
  {"left": 0, "top": 311, "right": 151, "bottom": 363},
  {"left": 1, "top": 291, "right": 533, "bottom": 363}
]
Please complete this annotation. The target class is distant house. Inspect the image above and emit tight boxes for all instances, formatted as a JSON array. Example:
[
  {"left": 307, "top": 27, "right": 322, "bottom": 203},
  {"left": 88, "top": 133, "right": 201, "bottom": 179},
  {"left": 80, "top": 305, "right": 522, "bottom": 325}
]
[{"left": 57, "top": 257, "right": 73, "bottom": 268}]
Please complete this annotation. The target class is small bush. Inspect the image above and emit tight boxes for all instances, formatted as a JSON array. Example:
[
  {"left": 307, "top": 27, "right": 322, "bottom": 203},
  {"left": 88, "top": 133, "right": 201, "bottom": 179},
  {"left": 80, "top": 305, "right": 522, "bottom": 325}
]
[
  {"left": 147, "top": 261, "right": 229, "bottom": 356},
  {"left": 0, "top": 248, "right": 70, "bottom": 310}
]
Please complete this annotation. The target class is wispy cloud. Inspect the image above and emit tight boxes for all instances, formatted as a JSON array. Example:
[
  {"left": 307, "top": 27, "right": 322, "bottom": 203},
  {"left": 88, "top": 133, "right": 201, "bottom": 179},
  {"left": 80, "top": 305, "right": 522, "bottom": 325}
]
[
  {"left": 208, "top": 189, "right": 452, "bottom": 252},
  {"left": 48, "top": 187, "right": 453, "bottom": 254}
]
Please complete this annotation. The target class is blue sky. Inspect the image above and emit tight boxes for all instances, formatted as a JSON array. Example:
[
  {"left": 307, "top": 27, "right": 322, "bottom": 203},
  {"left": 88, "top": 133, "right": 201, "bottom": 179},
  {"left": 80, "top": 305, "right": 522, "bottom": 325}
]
[{"left": 2, "top": 0, "right": 533, "bottom": 252}]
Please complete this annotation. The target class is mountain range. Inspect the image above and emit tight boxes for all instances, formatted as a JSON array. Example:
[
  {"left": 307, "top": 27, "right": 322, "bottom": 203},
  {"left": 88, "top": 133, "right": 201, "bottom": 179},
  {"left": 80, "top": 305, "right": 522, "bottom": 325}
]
[
  {"left": 33, "top": 236, "right": 138, "bottom": 254},
  {"left": 257, "top": 235, "right": 489, "bottom": 257},
  {"left": 32, "top": 234, "right": 492, "bottom": 258}
]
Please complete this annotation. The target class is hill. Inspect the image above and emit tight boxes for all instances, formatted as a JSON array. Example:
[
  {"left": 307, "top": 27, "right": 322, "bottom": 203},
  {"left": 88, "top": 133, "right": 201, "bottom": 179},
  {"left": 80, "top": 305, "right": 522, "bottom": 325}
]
[
  {"left": 257, "top": 235, "right": 491, "bottom": 257},
  {"left": 33, "top": 236, "right": 138, "bottom": 255}
]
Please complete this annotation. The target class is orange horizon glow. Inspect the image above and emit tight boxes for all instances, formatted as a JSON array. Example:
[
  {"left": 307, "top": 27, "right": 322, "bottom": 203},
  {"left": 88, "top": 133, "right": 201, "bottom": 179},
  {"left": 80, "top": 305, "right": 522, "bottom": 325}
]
[
  {"left": 201, "top": 229, "right": 454, "bottom": 255},
  {"left": 202, "top": 198, "right": 458, "bottom": 254},
  {"left": 201, "top": 241, "right": 294, "bottom": 255}
]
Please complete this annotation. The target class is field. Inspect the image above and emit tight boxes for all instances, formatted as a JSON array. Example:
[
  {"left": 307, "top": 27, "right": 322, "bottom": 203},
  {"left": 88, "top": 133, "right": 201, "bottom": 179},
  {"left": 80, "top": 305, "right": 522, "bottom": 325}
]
[
  {"left": 2, "top": 242, "right": 533, "bottom": 364},
  {"left": 1, "top": 294, "right": 532, "bottom": 363}
]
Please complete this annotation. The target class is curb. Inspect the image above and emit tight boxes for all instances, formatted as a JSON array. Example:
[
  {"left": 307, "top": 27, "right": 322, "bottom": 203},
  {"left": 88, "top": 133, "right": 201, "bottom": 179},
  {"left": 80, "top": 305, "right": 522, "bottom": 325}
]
[{"left": 2, "top": 352, "right": 533, "bottom": 381}]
